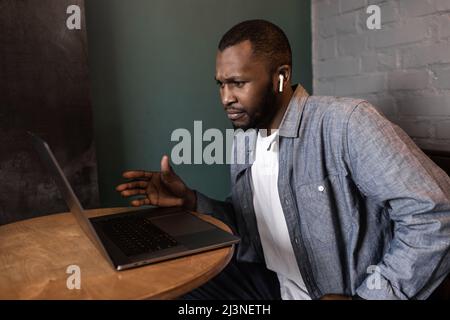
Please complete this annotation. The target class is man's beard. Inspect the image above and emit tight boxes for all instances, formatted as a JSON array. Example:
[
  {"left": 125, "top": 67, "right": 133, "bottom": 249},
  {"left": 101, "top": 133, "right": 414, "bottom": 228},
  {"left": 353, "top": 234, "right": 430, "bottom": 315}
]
[{"left": 233, "top": 83, "right": 278, "bottom": 131}]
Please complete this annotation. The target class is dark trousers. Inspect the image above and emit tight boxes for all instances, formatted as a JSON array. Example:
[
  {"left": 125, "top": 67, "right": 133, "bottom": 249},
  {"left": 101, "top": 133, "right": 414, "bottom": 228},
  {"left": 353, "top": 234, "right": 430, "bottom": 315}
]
[{"left": 180, "top": 253, "right": 282, "bottom": 300}]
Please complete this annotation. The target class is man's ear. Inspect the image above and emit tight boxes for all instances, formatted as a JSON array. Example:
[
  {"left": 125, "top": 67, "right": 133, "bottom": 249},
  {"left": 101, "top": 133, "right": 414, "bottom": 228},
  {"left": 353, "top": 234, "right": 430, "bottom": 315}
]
[{"left": 274, "top": 65, "right": 292, "bottom": 92}]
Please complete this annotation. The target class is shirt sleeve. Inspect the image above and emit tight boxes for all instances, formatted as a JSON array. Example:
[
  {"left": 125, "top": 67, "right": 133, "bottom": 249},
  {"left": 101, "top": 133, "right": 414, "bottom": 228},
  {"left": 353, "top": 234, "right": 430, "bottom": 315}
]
[
  {"left": 195, "top": 191, "right": 238, "bottom": 234},
  {"left": 346, "top": 101, "right": 450, "bottom": 300}
]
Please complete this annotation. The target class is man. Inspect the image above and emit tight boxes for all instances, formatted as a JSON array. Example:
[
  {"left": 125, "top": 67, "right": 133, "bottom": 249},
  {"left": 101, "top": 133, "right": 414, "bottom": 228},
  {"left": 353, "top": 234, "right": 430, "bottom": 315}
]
[{"left": 115, "top": 20, "right": 450, "bottom": 300}]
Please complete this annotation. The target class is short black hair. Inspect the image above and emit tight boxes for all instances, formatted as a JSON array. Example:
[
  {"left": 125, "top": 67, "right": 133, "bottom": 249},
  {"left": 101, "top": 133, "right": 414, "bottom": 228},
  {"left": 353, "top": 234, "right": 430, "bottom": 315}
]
[{"left": 218, "top": 19, "right": 292, "bottom": 72}]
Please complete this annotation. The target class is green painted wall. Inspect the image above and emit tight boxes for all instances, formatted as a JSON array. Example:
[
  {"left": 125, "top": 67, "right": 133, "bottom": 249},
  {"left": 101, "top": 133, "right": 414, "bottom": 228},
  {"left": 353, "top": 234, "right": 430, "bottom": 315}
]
[{"left": 85, "top": 0, "right": 312, "bottom": 206}]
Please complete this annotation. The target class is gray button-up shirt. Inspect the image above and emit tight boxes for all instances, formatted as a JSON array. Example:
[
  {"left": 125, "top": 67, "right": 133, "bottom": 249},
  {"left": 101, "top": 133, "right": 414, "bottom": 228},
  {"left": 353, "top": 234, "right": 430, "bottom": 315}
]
[{"left": 195, "top": 84, "right": 450, "bottom": 300}]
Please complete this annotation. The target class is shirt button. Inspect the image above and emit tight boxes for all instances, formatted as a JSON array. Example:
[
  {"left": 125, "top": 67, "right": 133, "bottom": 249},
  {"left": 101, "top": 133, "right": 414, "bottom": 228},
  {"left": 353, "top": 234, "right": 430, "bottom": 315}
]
[
  {"left": 294, "top": 237, "right": 299, "bottom": 244},
  {"left": 285, "top": 199, "right": 290, "bottom": 205},
  {"left": 318, "top": 185, "right": 325, "bottom": 192}
]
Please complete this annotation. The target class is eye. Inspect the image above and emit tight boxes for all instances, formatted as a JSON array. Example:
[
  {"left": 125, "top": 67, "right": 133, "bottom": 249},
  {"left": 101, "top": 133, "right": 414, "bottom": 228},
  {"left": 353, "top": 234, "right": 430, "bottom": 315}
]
[{"left": 234, "top": 81, "right": 245, "bottom": 88}]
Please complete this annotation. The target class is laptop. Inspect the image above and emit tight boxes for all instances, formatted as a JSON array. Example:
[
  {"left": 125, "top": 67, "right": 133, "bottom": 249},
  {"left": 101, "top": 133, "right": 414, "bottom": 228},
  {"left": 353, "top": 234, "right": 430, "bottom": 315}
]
[{"left": 29, "top": 132, "right": 240, "bottom": 271}]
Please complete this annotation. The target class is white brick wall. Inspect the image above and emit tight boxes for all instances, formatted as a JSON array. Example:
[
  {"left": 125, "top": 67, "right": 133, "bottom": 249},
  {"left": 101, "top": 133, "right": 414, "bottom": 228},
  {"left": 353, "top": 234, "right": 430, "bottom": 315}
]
[{"left": 312, "top": 0, "right": 450, "bottom": 151}]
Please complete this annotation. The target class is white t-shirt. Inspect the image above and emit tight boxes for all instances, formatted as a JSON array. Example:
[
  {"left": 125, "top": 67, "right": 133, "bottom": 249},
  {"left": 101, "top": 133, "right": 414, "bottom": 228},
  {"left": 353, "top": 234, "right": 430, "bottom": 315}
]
[{"left": 250, "top": 129, "right": 311, "bottom": 300}]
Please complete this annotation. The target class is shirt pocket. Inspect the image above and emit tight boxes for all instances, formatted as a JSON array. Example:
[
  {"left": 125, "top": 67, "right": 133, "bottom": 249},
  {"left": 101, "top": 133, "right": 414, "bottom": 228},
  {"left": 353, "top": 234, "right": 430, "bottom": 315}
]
[{"left": 295, "top": 173, "right": 352, "bottom": 244}]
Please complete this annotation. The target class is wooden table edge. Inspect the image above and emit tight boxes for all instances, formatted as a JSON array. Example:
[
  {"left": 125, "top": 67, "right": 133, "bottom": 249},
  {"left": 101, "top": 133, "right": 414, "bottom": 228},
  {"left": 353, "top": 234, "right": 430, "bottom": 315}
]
[{"left": 0, "top": 207, "right": 236, "bottom": 300}]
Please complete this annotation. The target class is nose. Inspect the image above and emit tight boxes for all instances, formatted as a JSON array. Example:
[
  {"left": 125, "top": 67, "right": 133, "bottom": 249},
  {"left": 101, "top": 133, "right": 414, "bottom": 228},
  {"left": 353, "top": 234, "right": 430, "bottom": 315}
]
[{"left": 221, "top": 85, "right": 237, "bottom": 107}]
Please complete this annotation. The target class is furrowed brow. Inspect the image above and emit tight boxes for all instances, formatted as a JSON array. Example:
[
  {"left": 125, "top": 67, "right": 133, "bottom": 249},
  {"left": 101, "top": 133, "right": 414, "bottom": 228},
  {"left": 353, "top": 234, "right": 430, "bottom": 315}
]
[{"left": 216, "top": 76, "right": 243, "bottom": 84}]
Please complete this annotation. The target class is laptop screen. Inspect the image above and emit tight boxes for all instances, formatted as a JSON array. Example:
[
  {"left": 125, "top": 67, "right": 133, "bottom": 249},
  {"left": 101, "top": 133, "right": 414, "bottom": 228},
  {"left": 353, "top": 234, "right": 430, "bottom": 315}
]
[{"left": 28, "top": 132, "right": 111, "bottom": 261}]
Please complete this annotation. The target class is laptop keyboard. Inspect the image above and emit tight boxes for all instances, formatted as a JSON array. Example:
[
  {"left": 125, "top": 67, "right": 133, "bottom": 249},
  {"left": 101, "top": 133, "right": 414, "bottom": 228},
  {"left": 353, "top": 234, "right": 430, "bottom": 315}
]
[{"left": 101, "top": 215, "right": 179, "bottom": 257}]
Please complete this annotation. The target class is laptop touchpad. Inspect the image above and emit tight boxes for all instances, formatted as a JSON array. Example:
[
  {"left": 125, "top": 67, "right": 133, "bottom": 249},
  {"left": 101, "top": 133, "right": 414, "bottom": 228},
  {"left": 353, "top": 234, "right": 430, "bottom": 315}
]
[{"left": 151, "top": 213, "right": 216, "bottom": 236}]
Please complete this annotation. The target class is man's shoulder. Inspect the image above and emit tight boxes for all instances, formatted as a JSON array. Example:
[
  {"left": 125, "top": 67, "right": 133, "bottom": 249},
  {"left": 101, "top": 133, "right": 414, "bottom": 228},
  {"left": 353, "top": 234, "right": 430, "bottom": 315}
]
[
  {"left": 300, "top": 96, "right": 376, "bottom": 140},
  {"left": 305, "top": 95, "right": 368, "bottom": 119}
]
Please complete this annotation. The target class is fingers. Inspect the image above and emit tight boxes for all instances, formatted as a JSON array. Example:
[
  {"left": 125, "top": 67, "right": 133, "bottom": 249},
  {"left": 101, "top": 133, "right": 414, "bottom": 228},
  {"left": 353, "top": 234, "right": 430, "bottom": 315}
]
[
  {"left": 130, "top": 197, "right": 150, "bottom": 207},
  {"left": 122, "top": 170, "right": 154, "bottom": 179},
  {"left": 128, "top": 195, "right": 182, "bottom": 207},
  {"left": 115, "top": 180, "right": 148, "bottom": 192},
  {"left": 160, "top": 155, "right": 171, "bottom": 174},
  {"left": 160, "top": 155, "right": 177, "bottom": 183},
  {"left": 119, "top": 189, "right": 147, "bottom": 197}
]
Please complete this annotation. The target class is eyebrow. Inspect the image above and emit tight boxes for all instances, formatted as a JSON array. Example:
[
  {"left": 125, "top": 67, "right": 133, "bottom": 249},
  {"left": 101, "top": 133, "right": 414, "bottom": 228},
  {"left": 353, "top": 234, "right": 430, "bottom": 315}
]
[{"left": 214, "top": 76, "right": 245, "bottom": 84}]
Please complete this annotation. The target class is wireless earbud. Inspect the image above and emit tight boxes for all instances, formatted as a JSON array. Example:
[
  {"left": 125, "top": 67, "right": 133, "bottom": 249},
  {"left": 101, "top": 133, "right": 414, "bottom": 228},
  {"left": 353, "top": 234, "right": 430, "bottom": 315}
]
[{"left": 278, "top": 74, "right": 284, "bottom": 93}]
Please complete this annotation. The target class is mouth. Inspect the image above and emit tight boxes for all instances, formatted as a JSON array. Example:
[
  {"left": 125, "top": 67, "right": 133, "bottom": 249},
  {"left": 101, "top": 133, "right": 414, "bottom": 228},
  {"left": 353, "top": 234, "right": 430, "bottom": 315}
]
[{"left": 226, "top": 109, "right": 246, "bottom": 121}]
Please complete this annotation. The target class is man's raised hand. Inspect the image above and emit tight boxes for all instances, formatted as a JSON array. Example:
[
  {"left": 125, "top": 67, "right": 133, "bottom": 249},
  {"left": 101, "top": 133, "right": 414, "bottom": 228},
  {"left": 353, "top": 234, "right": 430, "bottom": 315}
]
[{"left": 115, "top": 155, "right": 197, "bottom": 210}]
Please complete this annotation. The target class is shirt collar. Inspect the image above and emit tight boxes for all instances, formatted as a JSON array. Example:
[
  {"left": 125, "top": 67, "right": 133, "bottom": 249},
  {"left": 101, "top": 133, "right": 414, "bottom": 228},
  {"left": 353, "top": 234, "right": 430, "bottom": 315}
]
[{"left": 278, "top": 84, "right": 310, "bottom": 138}]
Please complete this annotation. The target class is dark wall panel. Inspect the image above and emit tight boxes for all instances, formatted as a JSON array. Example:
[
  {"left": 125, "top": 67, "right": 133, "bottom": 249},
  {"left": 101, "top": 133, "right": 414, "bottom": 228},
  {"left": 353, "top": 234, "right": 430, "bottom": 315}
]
[
  {"left": 85, "top": 0, "right": 312, "bottom": 206},
  {"left": 0, "top": 0, "right": 99, "bottom": 225}
]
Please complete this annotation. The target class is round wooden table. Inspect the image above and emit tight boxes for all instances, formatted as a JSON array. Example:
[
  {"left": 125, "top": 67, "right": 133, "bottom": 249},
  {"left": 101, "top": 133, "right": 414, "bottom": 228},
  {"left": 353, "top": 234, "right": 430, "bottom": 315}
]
[{"left": 0, "top": 207, "right": 235, "bottom": 299}]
